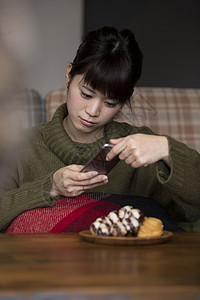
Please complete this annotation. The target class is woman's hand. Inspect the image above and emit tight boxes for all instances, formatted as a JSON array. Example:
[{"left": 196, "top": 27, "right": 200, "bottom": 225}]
[
  {"left": 50, "top": 164, "right": 108, "bottom": 197},
  {"left": 106, "top": 134, "right": 170, "bottom": 168}
]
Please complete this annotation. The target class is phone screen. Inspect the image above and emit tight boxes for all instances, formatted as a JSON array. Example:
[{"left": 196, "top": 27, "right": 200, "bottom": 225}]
[{"left": 81, "top": 143, "right": 120, "bottom": 175}]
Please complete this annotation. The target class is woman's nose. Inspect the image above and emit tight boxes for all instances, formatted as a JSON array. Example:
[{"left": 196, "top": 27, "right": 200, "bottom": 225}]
[{"left": 85, "top": 99, "right": 101, "bottom": 117}]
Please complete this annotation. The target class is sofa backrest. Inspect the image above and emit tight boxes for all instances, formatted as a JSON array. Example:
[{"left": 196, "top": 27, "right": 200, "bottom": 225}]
[{"left": 45, "top": 86, "right": 200, "bottom": 153}]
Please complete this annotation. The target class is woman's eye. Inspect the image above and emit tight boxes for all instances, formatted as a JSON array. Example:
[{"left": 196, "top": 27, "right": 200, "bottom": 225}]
[
  {"left": 81, "top": 91, "right": 92, "bottom": 99},
  {"left": 105, "top": 101, "right": 117, "bottom": 108}
]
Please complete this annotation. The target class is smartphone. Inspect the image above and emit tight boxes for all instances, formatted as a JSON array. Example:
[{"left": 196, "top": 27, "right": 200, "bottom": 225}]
[{"left": 81, "top": 143, "right": 120, "bottom": 175}]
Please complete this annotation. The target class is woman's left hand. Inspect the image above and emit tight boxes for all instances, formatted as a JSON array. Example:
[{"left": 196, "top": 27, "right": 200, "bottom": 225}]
[{"left": 106, "top": 134, "right": 170, "bottom": 168}]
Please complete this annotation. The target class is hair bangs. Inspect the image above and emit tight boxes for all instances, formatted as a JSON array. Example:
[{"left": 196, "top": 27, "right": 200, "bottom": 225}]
[{"left": 82, "top": 56, "right": 133, "bottom": 104}]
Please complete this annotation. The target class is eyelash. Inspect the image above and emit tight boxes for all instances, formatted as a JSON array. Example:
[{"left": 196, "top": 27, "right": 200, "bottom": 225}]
[
  {"left": 80, "top": 91, "right": 117, "bottom": 108},
  {"left": 80, "top": 91, "right": 92, "bottom": 99},
  {"left": 105, "top": 101, "right": 117, "bottom": 108}
]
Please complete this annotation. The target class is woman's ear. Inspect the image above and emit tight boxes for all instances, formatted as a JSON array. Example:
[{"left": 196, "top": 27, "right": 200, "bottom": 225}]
[{"left": 66, "top": 64, "right": 72, "bottom": 87}]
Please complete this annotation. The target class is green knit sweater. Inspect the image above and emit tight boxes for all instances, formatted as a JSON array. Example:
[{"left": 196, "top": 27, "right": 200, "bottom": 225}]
[{"left": 1, "top": 103, "right": 200, "bottom": 231}]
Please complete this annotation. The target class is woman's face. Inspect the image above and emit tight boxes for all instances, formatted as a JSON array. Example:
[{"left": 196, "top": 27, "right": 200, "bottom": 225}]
[{"left": 65, "top": 67, "right": 122, "bottom": 143}]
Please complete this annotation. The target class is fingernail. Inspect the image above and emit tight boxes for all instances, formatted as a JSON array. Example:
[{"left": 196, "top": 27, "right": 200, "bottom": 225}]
[
  {"left": 93, "top": 171, "right": 98, "bottom": 176},
  {"left": 102, "top": 176, "right": 108, "bottom": 181}
]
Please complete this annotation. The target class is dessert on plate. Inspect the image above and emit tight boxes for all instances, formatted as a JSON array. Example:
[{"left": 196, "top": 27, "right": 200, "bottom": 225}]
[{"left": 90, "top": 205, "right": 163, "bottom": 238}]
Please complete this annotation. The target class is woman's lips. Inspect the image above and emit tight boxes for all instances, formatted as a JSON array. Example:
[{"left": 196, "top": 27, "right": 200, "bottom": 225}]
[{"left": 80, "top": 117, "right": 96, "bottom": 127}]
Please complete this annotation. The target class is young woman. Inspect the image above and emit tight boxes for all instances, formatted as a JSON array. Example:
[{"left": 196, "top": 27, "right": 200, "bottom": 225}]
[{"left": 1, "top": 27, "right": 200, "bottom": 232}]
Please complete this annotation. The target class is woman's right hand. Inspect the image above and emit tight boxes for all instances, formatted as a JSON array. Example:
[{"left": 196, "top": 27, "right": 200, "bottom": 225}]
[{"left": 50, "top": 164, "right": 108, "bottom": 197}]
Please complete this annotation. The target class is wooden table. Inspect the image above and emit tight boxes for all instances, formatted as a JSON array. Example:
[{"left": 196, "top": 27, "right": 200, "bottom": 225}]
[{"left": 0, "top": 232, "right": 199, "bottom": 300}]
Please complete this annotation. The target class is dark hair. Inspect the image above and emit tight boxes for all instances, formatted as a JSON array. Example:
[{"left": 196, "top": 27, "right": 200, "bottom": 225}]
[{"left": 69, "top": 26, "right": 143, "bottom": 105}]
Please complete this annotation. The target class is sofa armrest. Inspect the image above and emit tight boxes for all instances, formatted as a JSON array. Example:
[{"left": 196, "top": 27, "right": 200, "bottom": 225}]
[{"left": 19, "top": 88, "right": 45, "bottom": 128}]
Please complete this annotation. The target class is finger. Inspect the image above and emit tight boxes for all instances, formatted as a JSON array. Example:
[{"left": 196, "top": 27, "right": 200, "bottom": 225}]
[
  {"left": 106, "top": 140, "right": 127, "bottom": 161},
  {"left": 109, "top": 137, "right": 124, "bottom": 144},
  {"left": 70, "top": 169, "right": 99, "bottom": 181},
  {"left": 131, "top": 160, "right": 140, "bottom": 168},
  {"left": 130, "top": 158, "right": 148, "bottom": 169},
  {"left": 68, "top": 164, "right": 86, "bottom": 171},
  {"left": 81, "top": 179, "right": 109, "bottom": 191},
  {"left": 85, "top": 179, "right": 108, "bottom": 190},
  {"left": 119, "top": 151, "right": 132, "bottom": 160},
  {"left": 66, "top": 164, "right": 99, "bottom": 177},
  {"left": 65, "top": 178, "right": 109, "bottom": 197},
  {"left": 67, "top": 174, "right": 108, "bottom": 189},
  {"left": 82, "top": 174, "right": 108, "bottom": 186}
]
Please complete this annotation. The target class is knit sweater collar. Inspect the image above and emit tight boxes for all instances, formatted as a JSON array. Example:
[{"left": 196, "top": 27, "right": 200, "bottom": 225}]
[{"left": 43, "top": 103, "right": 129, "bottom": 165}]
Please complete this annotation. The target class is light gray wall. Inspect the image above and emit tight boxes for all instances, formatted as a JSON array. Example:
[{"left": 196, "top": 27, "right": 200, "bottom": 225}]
[{"left": 24, "top": 0, "right": 84, "bottom": 97}]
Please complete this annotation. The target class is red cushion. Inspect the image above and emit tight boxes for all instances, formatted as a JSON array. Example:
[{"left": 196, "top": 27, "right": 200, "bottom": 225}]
[{"left": 6, "top": 194, "right": 120, "bottom": 233}]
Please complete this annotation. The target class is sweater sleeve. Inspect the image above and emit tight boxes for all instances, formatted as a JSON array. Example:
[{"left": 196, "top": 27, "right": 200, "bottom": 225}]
[
  {"left": 0, "top": 171, "right": 56, "bottom": 232},
  {"left": 156, "top": 136, "right": 200, "bottom": 222}
]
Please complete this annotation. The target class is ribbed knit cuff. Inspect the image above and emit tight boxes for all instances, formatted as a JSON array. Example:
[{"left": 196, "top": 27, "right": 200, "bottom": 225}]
[{"left": 156, "top": 135, "right": 185, "bottom": 190}]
